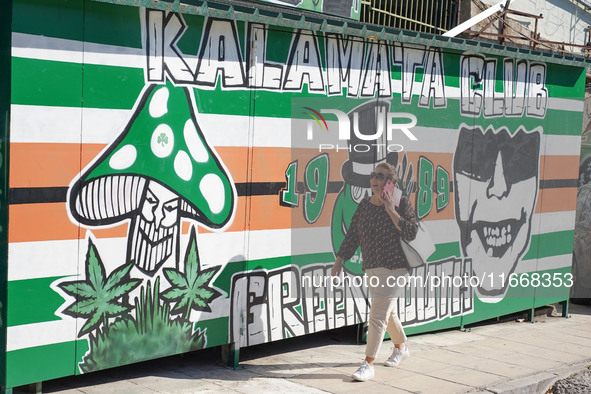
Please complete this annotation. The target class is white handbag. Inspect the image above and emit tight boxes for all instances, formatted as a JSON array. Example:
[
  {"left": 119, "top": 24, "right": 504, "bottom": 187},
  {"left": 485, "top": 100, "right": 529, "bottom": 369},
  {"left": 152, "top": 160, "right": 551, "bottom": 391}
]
[{"left": 400, "top": 221, "right": 436, "bottom": 268}]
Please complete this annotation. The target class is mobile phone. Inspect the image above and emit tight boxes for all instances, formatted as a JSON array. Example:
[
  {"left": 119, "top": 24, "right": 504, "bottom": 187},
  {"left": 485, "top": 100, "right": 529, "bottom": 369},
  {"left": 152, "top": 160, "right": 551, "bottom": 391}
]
[
  {"left": 382, "top": 179, "right": 395, "bottom": 198},
  {"left": 382, "top": 180, "right": 402, "bottom": 207}
]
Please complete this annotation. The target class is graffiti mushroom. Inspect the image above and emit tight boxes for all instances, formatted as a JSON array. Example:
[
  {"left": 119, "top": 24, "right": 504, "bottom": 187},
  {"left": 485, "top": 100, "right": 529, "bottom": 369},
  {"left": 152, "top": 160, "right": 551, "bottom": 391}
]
[{"left": 68, "top": 81, "right": 236, "bottom": 275}]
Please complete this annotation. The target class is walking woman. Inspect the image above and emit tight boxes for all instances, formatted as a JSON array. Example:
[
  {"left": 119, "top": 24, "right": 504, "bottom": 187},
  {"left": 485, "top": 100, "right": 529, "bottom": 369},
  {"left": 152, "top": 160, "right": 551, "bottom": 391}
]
[{"left": 331, "top": 162, "right": 418, "bottom": 382}]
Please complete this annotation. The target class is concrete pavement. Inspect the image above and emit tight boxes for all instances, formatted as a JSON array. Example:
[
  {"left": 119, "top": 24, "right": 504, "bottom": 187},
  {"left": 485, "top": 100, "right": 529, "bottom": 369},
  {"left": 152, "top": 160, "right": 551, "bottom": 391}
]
[{"left": 21, "top": 302, "right": 591, "bottom": 393}]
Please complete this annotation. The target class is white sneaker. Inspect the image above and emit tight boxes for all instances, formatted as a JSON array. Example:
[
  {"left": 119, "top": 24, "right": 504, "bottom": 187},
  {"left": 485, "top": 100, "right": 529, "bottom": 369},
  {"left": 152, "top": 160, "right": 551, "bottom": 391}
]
[
  {"left": 384, "top": 346, "right": 410, "bottom": 367},
  {"left": 351, "top": 360, "right": 375, "bottom": 382}
]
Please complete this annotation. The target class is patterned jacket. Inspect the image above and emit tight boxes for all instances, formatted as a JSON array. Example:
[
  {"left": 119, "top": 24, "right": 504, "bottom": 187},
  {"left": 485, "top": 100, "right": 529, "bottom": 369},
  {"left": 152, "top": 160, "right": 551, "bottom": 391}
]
[{"left": 336, "top": 196, "right": 418, "bottom": 271}]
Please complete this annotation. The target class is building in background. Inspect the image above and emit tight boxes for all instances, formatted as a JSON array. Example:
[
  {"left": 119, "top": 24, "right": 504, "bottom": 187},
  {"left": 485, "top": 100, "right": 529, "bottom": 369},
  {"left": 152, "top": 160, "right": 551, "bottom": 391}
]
[{"left": 359, "top": 0, "right": 460, "bottom": 34}]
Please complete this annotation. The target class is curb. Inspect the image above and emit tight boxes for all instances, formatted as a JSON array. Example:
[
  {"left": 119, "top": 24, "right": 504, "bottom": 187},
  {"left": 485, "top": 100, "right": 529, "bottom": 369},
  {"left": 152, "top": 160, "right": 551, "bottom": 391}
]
[{"left": 485, "top": 360, "right": 591, "bottom": 394}]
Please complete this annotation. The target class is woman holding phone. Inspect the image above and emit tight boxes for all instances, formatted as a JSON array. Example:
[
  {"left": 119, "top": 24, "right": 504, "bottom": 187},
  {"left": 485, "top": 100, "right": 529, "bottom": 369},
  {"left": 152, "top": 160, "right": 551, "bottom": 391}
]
[{"left": 331, "top": 162, "right": 418, "bottom": 382}]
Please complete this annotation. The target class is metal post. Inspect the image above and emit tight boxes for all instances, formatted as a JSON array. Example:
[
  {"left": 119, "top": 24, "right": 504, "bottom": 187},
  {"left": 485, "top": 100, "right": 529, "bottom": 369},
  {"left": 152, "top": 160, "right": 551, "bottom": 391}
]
[
  {"left": 221, "top": 342, "right": 241, "bottom": 369},
  {"left": 532, "top": 15, "right": 540, "bottom": 49},
  {"left": 357, "top": 322, "right": 368, "bottom": 343},
  {"left": 561, "top": 300, "right": 569, "bottom": 318},
  {"left": 499, "top": 0, "right": 511, "bottom": 45}
]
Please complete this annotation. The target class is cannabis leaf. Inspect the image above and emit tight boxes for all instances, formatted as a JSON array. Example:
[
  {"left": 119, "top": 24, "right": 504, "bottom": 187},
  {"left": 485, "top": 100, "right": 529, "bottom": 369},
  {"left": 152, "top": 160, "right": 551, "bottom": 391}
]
[
  {"left": 58, "top": 239, "right": 142, "bottom": 337},
  {"left": 161, "top": 227, "right": 221, "bottom": 320}
]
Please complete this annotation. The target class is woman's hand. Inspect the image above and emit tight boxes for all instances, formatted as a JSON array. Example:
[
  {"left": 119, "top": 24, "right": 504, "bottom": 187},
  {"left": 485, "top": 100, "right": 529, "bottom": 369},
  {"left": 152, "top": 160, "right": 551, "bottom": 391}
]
[
  {"left": 383, "top": 191, "right": 403, "bottom": 231},
  {"left": 331, "top": 257, "right": 343, "bottom": 276},
  {"left": 381, "top": 189, "right": 397, "bottom": 214}
]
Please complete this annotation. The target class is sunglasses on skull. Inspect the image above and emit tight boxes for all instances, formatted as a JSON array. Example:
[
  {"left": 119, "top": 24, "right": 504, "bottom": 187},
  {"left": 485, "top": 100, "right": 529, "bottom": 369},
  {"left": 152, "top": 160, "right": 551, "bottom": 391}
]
[{"left": 454, "top": 127, "right": 540, "bottom": 185}]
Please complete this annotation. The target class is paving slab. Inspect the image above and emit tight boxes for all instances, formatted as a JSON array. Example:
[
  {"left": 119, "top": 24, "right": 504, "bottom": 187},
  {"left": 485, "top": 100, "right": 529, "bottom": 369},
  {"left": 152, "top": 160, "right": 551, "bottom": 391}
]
[
  {"left": 349, "top": 383, "right": 411, "bottom": 394},
  {"left": 53, "top": 380, "right": 153, "bottom": 394},
  {"left": 396, "top": 355, "right": 453, "bottom": 374},
  {"left": 413, "top": 348, "right": 484, "bottom": 367},
  {"left": 424, "top": 364, "right": 507, "bottom": 388},
  {"left": 387, "top": 372, "right": 472, "bottom": 393},
  {"left": 409, "top": 331, "right": 490, "bottom": 347},
  {"left": 289, "top": 348, "right": 364, "bottom": 369},
  {"left": 232, "top": 377, "right": 324, "bottom": 394},
  {"left": 446, "top": 355, "right": 539, "bottom": 379},
  {"left": 241, "top": 361, "right": 326, "bottom": 379},
  {"left": 129, "top": 377, "right": 226, "bottom": 394},
  {"left": 288, "top": 368, "right": 369, "bottom": 393},
  {"left": 483, "top": 352, "right": 564, "bottom": 371},
  {"left": 558, "top": 326, "right": 591, "bottom": 339}
]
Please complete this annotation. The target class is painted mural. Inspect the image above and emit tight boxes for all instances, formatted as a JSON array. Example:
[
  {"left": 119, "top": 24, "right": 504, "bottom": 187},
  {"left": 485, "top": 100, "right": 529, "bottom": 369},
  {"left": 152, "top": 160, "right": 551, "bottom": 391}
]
[{"left": 3, "top": 0, "right": 584, "bottom": 389}]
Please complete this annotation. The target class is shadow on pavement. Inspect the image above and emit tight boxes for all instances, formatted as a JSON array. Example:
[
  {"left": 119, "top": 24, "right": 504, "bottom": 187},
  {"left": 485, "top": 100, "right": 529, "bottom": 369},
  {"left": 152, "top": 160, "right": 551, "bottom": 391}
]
[{"left": 21, "top": 325, "right": 361, "bottom": 393}]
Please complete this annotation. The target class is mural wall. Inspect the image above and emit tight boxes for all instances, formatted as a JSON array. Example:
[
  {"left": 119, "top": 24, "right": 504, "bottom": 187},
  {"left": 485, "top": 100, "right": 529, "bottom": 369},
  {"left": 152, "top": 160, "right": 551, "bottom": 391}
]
[{"left": 2, "top": 0, "right": 584, "bottom": 389}]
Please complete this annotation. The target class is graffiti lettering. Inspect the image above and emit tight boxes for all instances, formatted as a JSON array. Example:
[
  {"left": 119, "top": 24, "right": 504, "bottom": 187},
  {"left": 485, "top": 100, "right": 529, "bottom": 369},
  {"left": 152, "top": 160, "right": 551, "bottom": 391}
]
[
  {"left": 303, "top": 154, "right": 329, "bottom": 223},
  {"left": 280, "top": 154, "right": 329, "bottom": 213},
  {"left": 230, "top": 259, "right": 473, "bottom": 346},
  {"left": 281, "top": 161, "right": 300, "bottom": 207},
  {"left": 144, "top": 10, "right": 545, "bottom": 119},
  {"left": 195, "top": 19, "right": 247, "bottom": 87},
  {"left": 146, "top": 11, "right": 193, "bottom": 83},
  {"left": 230, "top": 265, "right": 370, "bottom": 347},
  {"left": 392, "top": 44, "right": 447, "bottom": 108},
  {"left": 283, "top": 30, "right": 325, "bottom": 91},
  {"left": 361, "top": 40, "right": 392, "bottom": 97},
  {"left": 146, "top": 11, "right": 247, "bottom": 86},
  {"left": 247, "top": 23, "right": 284, "bottom": 89},
  {"left": 436, "top": 166, "right": 450, "bottom": 213},
  {"left": 402, "top": 258, "right": 473, "bottom": 325},
  {"left": 460, "top": 56, "right": 547, "bottom": 118},
  {"left": 325, "top": 34, "right": 365, "bottom": 96},
  {"left": 393, "top": 44, "right": 426, "bottom": 103},
  {"left": 417, "top": 156, "right": 433, "bottom": 220}
]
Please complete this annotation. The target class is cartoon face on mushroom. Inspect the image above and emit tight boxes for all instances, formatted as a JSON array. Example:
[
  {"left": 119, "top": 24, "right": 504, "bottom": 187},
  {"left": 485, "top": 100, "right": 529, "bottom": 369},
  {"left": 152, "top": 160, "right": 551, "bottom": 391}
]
[
  {"left": 453, "top": 125, "right": 540, "bottom": 297},
  {"left": 68, "top": 82, "right": 236, "bottom": 275}
]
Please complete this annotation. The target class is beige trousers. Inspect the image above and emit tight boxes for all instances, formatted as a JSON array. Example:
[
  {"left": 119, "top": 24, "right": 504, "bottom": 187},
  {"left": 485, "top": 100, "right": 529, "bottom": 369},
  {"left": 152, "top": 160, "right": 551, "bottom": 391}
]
[{"left": 365, "top": 267, "right": 408, "bottom": 358}]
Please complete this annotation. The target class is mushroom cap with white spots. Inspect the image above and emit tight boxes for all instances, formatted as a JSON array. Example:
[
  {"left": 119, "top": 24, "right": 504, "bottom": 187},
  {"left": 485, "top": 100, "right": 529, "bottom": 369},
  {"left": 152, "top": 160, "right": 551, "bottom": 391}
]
[{"left": 69, "top": 82, "right": 236, "bottom": 229}]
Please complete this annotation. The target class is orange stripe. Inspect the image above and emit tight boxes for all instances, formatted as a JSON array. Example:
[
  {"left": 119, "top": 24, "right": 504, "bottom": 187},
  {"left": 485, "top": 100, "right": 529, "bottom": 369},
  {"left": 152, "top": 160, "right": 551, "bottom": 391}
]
[
  {"left": 540, "top": 155, "right": 580, "bottom": 180},
  {"left": 252, "top": 147, "right": 348, "bottom": 181},
  {"left": 8, "top": 194, "right": 337, "bottom": 242},
  {"left": 7, "top": 143, "right": 579, "bottom": 243},
  {"left": 9, "top": 143, "right": 580, "bottom": 187},
  {"left": 10, "top": 143, "right": 103, "bottom": 188},
  {"left": 9, "top": 144, "right": 349, "bottom": 187},
  {"left": 535, "top": 187, "right": 577, "bottom": 213},
  {"left": 8, "top": 203, "right": 128, "bottom": 243},
  {"left": 9, "top": 144, "right": 253, "bottom": 187},
  {"left": 9, "top": 187, "right": 576, "bottom": 243}
]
